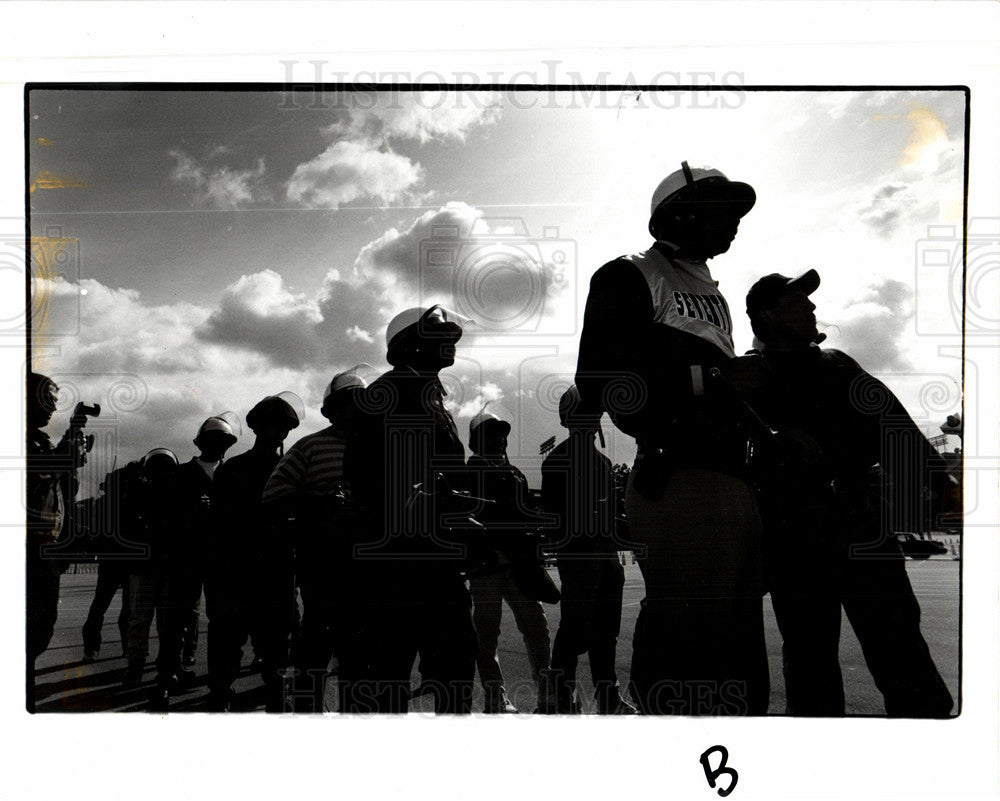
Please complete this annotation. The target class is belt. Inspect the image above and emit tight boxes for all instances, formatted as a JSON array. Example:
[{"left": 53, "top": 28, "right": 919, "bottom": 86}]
[{"left": 635, "top": 437, "right": 749, "bottom": 477}]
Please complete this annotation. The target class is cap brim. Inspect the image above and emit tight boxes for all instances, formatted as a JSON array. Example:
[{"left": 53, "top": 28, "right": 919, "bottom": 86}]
[
  {"left": 787, "top": 268, "right": 820, "bottom": 296},
  {"left": 651, "top": 180, "right": 757, "bottom": 226},
  {"left": 699, "top": 181, "right": 756, "bottom": 216}
]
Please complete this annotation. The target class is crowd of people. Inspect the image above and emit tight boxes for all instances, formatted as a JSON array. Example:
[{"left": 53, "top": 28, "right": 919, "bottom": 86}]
[{"left": 27, "top": 161, "right": 958, "bottom": 716}]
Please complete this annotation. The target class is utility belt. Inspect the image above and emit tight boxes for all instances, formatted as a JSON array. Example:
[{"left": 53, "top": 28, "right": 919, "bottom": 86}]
[
  {"left": 635, "top": 431, "right": 750, "bottom": 479},
  {"left": 632, "top": 431, "right": 750, "bottom": 502}
]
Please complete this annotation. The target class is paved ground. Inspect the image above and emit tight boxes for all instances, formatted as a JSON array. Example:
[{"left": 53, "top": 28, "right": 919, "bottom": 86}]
[{"left": 31, "top": 543, "right": 961, "bottom": 715}]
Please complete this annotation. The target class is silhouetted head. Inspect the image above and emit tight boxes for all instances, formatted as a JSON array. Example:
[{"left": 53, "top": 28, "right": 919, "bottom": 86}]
[
  {"left": 648, "top": 162, "right": 755, "bottom": 260},
  {"left": 246, "top": 392, "right": 302, "bottom": 448},
  {"left": 469, "top": 410, "right": 511, "bottom": 458},
  {"left": 385, "top": 305, "right": 469, "bottom": 372},
  {"left": 27, "top": 372, "right": 58, "bottom": 430},
  {"left": 193, "top": 414, "right": 239, "bottom": 461},
  {"left": 321, "top": 368, "right": 368, "bottom": 423},
  {"left": 746, "top": 270, "right": 821, "bottom": 349},
  {"left": 558, "top": 385, "right": 601, "bottom": 434}
]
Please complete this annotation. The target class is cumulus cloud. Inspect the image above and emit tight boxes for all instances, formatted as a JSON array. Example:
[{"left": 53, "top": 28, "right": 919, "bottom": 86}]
[
  {"left": 195, "top": 270, "right": 325, "bottom": 367},
  {"left": 36, "top": 277, "right": 211, "bottom": 376},
  {"left": 194, "top": 201, "right": 578, "bottom": 380},
  {"left": 451, "top": 380, "right": 505, "bottom": 419},
  {"left": 334, "top": 91, "right": 503, "bottom": 144},
  {"left": 857, "top": 181, "right": 920, "bottom": 238},
  {"left": 824, "top": 278, "right": 914, "bottom": 372},
  {"left": 345, "top": 325, "right": 374, "bottom": 344},
  {"left": 32, "top": 274, "right": 348, "bottom": 496},
  {"left": 286, "top": 91, "right": 502, "bottom": 210},
  {"left": 169, "top": 149, "right": 268, "bottom": 209},
  {"left": 351, "top": 202, "right": 574, "bottom": 334},
  {"left": 286, "top": 140, "right": 423, "bottom": 209}
]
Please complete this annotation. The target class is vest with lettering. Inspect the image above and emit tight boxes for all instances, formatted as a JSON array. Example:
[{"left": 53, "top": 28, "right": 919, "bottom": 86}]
[{"left": 620, "top": 244, "right": 735, "bottom": 357}]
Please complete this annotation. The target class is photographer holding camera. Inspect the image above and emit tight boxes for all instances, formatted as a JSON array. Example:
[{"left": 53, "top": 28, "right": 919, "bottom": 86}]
[{"left": 26, "top": 372, "right": 97, "bottom": 710}]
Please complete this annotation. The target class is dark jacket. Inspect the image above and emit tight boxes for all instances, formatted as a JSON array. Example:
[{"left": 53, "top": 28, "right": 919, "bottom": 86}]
[
  {"left": 210, "top": 447, "right": 282, "bottom": 570},
  {"left": 575, "top": 248, "right": 751, "bottom": 469},
  {"left": 748, "top": 345, "right": 953, "bottom": 536},
  {"left": 169, "top": 458, "right": 217, "bottom": 567},
  {"left": 466, "top": 453, "right": 545, "bottom": 560},
  {"left": 27, "top": 428, "right": 78, "bottom": 563},
  {"left": 345, "top": 366, "right": 470, "bottom": 573},
  {"left": 540, "top": 434, "right": 619, "bottom": 557}
]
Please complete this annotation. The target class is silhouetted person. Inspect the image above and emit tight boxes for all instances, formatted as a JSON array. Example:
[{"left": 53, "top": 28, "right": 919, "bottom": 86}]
[
  {"left": 26, "top": 372, "right": 86, "bottom": 710},
  {"left": 152, "top": 415, "right": 238, "bottom": 710},
  {"left": 538, "top": 386, "right": 635, "bottom": 714},
  {"left": 345, "top": 305, "right": 479, "bottom": 714},
  {"left": 745, "top": 270, "right": 954, "bottom": 717},
  {"left": 81, "top": 461, "right": 142, "bottom": 662},
  {"left": 264, "top": 370, "right": 369, "bottom": 713},
  {"left": 206, "top": 394, "right": 302, "bottom": 712},
  {"left": 123, "top": 448, "right": 179, "bottom": 691},
  {"left": 576, "top": 162, "right": 769, "bottom": 715},
  {"left": 466, "top": 409, "right": 553, "bottom": 714}
]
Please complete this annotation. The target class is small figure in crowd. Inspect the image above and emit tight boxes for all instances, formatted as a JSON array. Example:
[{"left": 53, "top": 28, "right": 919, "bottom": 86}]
[
  {"left": 539, "top": 386, "right": 635, "bottom": 715},
  {"left": 466, "top": 408, "right": 555, "bottom": 714},
  {"left": 206, "top": 394, "right": 302, "bottom": 712}
]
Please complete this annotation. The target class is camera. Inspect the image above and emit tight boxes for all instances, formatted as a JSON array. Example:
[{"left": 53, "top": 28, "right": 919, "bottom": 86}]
[
  {"left": 69, "top": 401, "right": 101, "bottom": 454},
  {"left": 75, "top": 402, "right": 101, "bottom": 418},
  {"left": 419, "top": 220, "right": 576, "bottom": 334}
]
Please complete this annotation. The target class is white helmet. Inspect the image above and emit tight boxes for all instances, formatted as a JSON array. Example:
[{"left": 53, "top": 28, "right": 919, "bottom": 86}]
[
  {"left": 140, "top": 447, "right": 179, "bottom": 478},
  {"left": 246, "top": 391, "right": 304, "bottom": 432},
  {"left": 321, "top": 364, "right": 370, "bottom": 420},
  {"left": 385, "top": 304, "right": 473, "bottom": 353},
  {"left": 140, "top": 447, "right": 178, "bottom": 468},
  {"left": 649, "top": 161, "right": 755, "bottom": 236},
  {"left": 194, "top": 411, "right": 241, "bottom": 446},
  {"left": 323, "top": 365, "right": 371, "bottom": 402}
]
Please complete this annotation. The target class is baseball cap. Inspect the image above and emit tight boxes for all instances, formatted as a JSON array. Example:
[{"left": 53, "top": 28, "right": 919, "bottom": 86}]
[
  {"left": 649, "top": 162, "right": 756, "bottom": 237},
  {"left": 745, "top": 269, "right": 821, "bottom": 319}
]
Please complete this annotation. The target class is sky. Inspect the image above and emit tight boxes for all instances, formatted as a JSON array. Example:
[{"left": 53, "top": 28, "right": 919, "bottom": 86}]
[{"left": 27, "top": 87, "right": 968, "bottom": 495}]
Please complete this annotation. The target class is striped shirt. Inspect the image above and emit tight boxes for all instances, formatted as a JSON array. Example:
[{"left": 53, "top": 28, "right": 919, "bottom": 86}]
[{"left": 262, "top": 426, "right": 348, "bottom": 505}]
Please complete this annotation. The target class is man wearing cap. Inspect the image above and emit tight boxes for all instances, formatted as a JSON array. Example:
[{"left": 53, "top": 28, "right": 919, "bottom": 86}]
[
  {"left": 263, "top": 371, "right": 368, "bottom": 713},
  {"left": 744, "top": 271, "right": 954, "bottom": 717},
  {"left": 465, "top": 409, "right": 553, "bottom": 714},
  {"left": 538, "top": 386, "right": 636, "bottom": 714},
  {"left": 205, "top": 394, "right": 302, "bottom": 712},
  {"left": 345, "top": 305, "right": 479, "bottom": 714},
  {"left": 152, "top": 415, "right": 238, "bottom": 709},
  {"left": 575, "top": 162, "right": 769, "bottom": 715}
]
